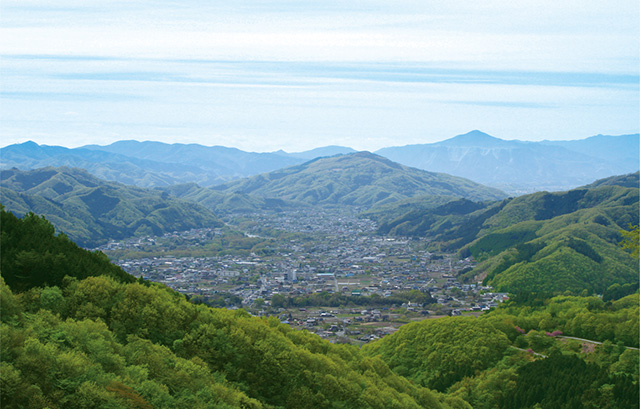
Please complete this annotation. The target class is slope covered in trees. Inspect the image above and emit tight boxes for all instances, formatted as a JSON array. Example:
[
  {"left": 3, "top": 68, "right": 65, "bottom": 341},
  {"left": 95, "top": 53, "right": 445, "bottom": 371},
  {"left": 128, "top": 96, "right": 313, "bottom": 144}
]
[
  {"left": 2, "top": 209, "right": 638, "bottom": 408},
  {"left": 0, "top": 167, "right": 223, "bottom": 247},
  {"left": 0, "top": 208, "right": 135, "bottom": 292},
  {"left": 368, "top": 183, "right": 639, "bottom": 294},
  {"left": 212, "top": 152, "right": 506, "bottom": 207},
  {"left": 363, "top": 317, "right": 512, "bottom": 392},
  {"left": 364, "top": 294, "right": 639, "bottom": 409},
  {"left": 584, "top": 171, "right": 639, "bottom": 189},
  {"left": 158, "top": 182, "right": 307, "bottom": 215}
]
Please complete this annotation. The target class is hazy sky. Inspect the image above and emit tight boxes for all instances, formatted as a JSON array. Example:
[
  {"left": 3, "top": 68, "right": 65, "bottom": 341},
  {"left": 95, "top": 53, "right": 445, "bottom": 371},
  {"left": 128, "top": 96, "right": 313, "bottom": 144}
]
[{"left": 1, "top": 1, "right": 638, "bottom": 152}]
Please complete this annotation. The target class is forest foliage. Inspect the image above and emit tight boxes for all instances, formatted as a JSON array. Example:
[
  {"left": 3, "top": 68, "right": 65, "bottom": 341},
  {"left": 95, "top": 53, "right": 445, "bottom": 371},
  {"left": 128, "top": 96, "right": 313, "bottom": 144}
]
[{"left": 368, "top": 183, "right": 639, "bottom": 294}]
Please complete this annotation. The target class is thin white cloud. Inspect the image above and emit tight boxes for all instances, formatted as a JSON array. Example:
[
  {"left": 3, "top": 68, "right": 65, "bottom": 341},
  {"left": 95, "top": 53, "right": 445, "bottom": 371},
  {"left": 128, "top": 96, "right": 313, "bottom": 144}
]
[
  {"left": 0, "top": 1, "right": 638, "bottom": 150},
  {"left": 2, "top": 1, "right": 637, "bottom": 71}
]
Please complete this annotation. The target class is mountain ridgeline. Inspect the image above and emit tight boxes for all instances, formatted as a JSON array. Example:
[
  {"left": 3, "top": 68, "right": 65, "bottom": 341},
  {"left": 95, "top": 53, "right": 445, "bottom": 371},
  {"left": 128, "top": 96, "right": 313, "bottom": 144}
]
[
  {"left": 367, "top": 175, "right": 639, "bottom": 294},
  {"left": 2, "top": 131, "right": 637, "bottom": 194},
  {"left": 0, "top": 129, "right": 639, "bottom": 409},
  {"left": 0, "top": 167, "right": 223, "bottom": 247},
  {"left": 375, "top": 131, "right": 639, "bottom": 194},
  {"left": 0, "top": 152, "right": 507, "bottom": 246},
  {"left": 0, "top": 140, "right": 307, "bottom": 188},
  {"left": 0, "top": 138, "right": 638, "bottom": 408}
]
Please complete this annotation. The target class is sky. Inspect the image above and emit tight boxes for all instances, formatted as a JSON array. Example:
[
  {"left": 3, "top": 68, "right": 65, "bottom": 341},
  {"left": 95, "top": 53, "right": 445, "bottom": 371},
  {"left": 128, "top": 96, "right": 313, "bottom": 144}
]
[{"left": 1, "top": 1, "right": 638, "bottom": 152}]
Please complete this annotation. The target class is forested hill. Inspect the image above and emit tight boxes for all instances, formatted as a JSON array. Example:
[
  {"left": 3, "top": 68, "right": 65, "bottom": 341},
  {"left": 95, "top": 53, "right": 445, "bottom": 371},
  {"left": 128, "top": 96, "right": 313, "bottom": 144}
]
[
  {"left": 0, "top": 209, "right": 466, "bottom": 409},
  {"left": 363, "top": 295, "right": 639, "bottom": 408},
  {"left": 368, "top": 182, "right": 639, "bottom": 294},
  {"left": 0, "top": 208, "right": 135, "bottom": 292},
  {"left": 157, "top": 182, "right": 309, "bottom": 215},
  {"left": 0, "top": 167, "right": 223, "bottom": 247},
  {"left": 584, "top": 171, "right": 639, "bottom": 189},
  {"left": 211, "top": 151, "right": 506, "bottom": 207}
]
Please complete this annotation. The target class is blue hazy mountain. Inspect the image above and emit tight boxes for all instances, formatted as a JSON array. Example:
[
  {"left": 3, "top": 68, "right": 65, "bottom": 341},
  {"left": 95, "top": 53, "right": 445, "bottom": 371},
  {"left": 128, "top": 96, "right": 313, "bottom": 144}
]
[
  {"left": 1, "top": 141, "right": 306, "bottom": 188},
  {"left": 2, "top": 131, "right": 637, "bottom": 194},
  {"left": 375, "top": 131, "right": 639, "bottom": 194},
  {"left": 277, "top": 145, "right": 357, "bottom": 160}
]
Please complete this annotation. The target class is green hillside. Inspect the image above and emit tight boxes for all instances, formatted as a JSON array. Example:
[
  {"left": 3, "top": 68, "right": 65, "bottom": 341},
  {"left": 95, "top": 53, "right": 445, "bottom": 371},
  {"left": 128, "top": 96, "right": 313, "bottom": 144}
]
[
  {"left": 363, "top": 317, "right": 512, "bottom": 392},
  {"left": 0, "top": 210, "right": 465, "bottom": 409},
  {"left": 368, "top": 184, "right": 639, "bottom": 294},
  {"left": 0, "top": 208, "right": 135, "bottom": 292},
  {"left": 364, "top": 295, "right": 639, "bottom": 409},
  {"left": 159, "top": 182, "right": 308, "bottom": 215},
  {"left": 468, "top": 187, "right": 638, "bottom": 293},
  {"left": 584, "top": 171, "right": 639, "bottom": 189},
  {"left": 0, "top": 167, "right": 223, "bottom": 247},
  {"left": 211, "top": 152, "right": 506, "bottom": 207}
]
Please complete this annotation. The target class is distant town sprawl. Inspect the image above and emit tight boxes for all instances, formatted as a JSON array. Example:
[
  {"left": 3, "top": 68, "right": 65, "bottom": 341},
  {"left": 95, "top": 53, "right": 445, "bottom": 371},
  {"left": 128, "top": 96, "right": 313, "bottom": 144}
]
[{"left": 96, "top": 209, "right": 508, "bottom": 343}]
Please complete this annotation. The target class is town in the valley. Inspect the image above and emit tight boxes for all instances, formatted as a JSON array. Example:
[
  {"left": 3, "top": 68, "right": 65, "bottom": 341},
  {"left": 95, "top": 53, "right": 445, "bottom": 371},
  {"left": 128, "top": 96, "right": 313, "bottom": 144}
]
[{"left": 96, "top": 209, "right": 508, "bottom": 344}]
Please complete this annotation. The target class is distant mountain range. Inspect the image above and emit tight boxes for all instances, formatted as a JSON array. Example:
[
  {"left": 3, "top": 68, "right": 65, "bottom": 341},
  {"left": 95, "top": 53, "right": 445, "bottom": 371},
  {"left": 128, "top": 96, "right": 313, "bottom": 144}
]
[
  {"left": 0, "top": 148, "right": 506, "bottom": 246},
  {"left": 0, "top": 167, "right": 223, "bottom": 247},
  {"left": 375, "top": 131, "right": 639, "bottom": 194},
  {"left": 1, "top": 131, "right": 637, "bottom": 194},
  {"left": 0, "top": 140, "right": 307, "bottom": 188},
  {"left": 0, "top": 153, "right": 505, "bottom": 245}
]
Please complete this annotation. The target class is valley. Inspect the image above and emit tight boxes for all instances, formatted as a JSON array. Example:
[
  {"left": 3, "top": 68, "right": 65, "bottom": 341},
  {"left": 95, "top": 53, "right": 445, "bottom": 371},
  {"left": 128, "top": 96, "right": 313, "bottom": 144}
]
[{"left": 97, "top": 208, "right": 506, "bottom": 343}]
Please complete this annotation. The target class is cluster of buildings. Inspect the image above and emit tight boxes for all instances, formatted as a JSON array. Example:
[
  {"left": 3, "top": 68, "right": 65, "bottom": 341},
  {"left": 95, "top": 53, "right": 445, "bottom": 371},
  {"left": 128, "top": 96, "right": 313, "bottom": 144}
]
[{"left": 101, "top": 209, "right": 508, "bottom": 341}]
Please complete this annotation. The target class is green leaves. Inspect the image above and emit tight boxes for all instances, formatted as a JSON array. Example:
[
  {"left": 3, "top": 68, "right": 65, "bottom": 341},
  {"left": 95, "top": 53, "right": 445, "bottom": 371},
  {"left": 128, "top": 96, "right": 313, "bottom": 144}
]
[
  {"left": 1, "top": 268, "right": 458, "bottom": 409},
  {"left": 1, "top": 209, "right": 135, "bottom": 292},
  {"left": 620, "top": 224, "right": 639, "bottom": 259},
  {"left": 364, "top": 317, "right": 511, "bottom": 392}
]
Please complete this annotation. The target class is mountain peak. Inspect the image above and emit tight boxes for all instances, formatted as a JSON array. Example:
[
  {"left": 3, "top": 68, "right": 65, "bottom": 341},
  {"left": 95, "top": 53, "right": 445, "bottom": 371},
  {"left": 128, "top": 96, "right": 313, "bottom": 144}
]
[
  {"left": 8, "top": 140, "right": 43, "bottom": 151},
  {"left": 215, "top": 151, "right": 505, "bottom": 206},
  {"left": 286, "top": 145, "right": 357, "bottom": 160},
  {"left": 438, "top": 130, "right": 506, "bottom": 147}
]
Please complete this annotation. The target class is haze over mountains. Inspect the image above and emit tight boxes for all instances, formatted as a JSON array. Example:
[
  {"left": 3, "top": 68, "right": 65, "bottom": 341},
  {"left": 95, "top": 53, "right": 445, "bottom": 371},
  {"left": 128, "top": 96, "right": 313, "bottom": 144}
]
[
  {"left": 376, "top": 131, "right": 639, "bottom": 193},
  {"left": 1, "top": 135, "right": 638, "bottom": 408},
  {"left": 2, "top": 131, "right": 637, "bottom": 194},
  {"left": 0, "top": 140, "right": 305, "bottom": 188}
]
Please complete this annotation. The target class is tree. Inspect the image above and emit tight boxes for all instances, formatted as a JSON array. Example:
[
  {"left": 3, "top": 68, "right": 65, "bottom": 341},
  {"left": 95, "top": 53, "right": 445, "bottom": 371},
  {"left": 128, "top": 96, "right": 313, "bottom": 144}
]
[
  {"left": 620, "top": 224, "right": 639, "bottom": 259},
  {"left": 270, "top": 294, "right": 286, "bottom": 309},
  {"left": 254, "top": 298, "right": 266, "bottom": 309}
]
